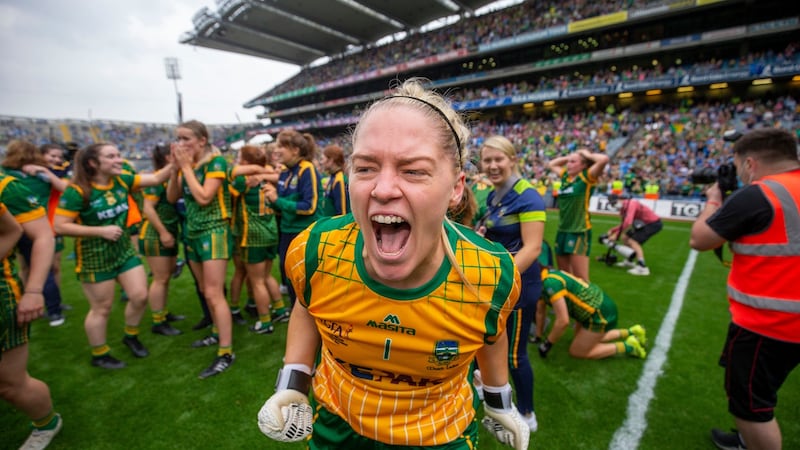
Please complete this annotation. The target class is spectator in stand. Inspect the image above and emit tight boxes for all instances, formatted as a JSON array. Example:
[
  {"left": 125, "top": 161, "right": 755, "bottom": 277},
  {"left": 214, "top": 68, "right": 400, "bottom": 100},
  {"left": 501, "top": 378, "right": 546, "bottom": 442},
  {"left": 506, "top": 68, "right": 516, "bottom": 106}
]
[
  {"left": 54, "top": 143, "right": 174, "bottom": 369},
  {"left": 548, "top": 149, "right": 609, "bottom": 281},
  {"left": 603, "top": 194, "right": 663, "bottom": 276}
]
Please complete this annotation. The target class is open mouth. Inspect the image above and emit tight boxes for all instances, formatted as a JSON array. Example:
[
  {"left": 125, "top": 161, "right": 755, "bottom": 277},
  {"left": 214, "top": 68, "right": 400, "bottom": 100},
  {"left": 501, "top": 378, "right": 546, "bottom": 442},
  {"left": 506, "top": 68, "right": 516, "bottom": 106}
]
[{"left": 371, "top": 214, "right": 410, "bottom": 256}]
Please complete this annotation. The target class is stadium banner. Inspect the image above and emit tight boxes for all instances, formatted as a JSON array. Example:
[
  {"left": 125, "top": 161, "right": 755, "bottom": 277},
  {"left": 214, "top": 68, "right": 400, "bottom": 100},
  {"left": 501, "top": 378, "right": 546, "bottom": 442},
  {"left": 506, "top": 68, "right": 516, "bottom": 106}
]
[
  {"left": 629, "top": 5, "right": 669, "bottom": 18},
  {"left": 623, "top": 41, "right": 662, "bottom": 56},
  {"left": 661, "top": 34, "right": 701, "bottom": 46},
  {"left": 564, "top": 86, "right": 613, "bottom": 98},
  {"left": 591, "top": 47, "right": 625, "bottom": 59},
  {"left": 478, "top": 26, "right": 567, "bottom": 52},
  {"left": 668, "top": 0, "right": 695, "bottom": 9},
  {"left": 771, "top": 62, "right": 800, "bottom": 76},
  {"left": 590, "top": 196, "right": 706, "bottom": 221},
  {"left": 568, "top": 11, "right": 628, "bottom": 33},
  {"left": 685, "top": 68, "right": 752, "bottom": 84},
  {"left": 748, "top": 17, "right": 799, "bottom": 33},
  {"left": 619, "top": 78, "right": 678, "bottom": 91},
  {"left": 701, "top": 26, "right": 747, "bottom": 42}
]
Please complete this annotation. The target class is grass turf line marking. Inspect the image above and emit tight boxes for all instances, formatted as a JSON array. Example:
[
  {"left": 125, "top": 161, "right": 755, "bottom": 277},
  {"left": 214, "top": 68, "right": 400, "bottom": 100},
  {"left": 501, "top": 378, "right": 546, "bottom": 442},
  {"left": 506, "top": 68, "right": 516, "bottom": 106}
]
[{"left": 609, "top": 249, "right": 698, "bottom": 450}]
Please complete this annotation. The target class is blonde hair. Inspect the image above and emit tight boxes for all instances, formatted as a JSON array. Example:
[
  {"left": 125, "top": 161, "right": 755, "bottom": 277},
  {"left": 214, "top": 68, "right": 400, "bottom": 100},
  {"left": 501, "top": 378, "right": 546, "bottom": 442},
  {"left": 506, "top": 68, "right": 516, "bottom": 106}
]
[
  {"left": 481, "top": 135, "right": 519, "bottom": 173},
  {"left": 353, "top": 78, "right": 469, "bottom": 171}
]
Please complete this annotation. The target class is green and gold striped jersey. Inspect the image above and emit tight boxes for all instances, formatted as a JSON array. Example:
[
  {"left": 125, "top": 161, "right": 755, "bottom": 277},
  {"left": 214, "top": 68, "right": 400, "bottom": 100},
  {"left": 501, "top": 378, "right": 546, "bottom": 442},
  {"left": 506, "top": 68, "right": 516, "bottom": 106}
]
[
  {"left": 541, "top": 268, "right": 604, "bottom": 324},
  {"left": 56, "top": 174, "right": 139, "bottom": 274},
  {"left": 181, "top": 155, "right": 231, "bottom": 238},
  {"left": 229, "top": 173, "right": 277, "bottom": 248},
  {"left": 140, "top": 182, "right": 180, "bottom": 240},
  {"left": 287, "top": 215, "right": 520, "bottom": 446},
  {"left": 0, "top": 174, "right": 46, "bottom": 292},
  {"left": 556, "top": 168, "right": 596, "bottom": 232}
]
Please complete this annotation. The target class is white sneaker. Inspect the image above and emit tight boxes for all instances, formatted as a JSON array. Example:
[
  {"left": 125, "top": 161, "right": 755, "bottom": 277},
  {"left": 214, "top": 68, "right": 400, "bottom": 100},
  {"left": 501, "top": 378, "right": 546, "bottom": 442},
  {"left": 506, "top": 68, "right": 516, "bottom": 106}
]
[
  {"left": 19, "top": 414, "right": 62, "bottom": 450},
  {"left": 472, "top": 369, "right": 484, "bottom": 401},
  {"left": 615, "top": 260, "right": 635, "bottom": 268},
  {"left": 628, "top": 265, "right": 650, "bottom": 276},
  {"left": 524, "top": 412, "right": 538, "bottom": 432}
]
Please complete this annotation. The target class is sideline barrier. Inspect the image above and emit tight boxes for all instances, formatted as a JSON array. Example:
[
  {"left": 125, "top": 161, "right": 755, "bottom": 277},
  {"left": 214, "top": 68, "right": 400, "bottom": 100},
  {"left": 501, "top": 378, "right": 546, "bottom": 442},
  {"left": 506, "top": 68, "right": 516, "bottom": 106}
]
[{"left": 590, "top": 195, "right": 707, "bottom": 221}]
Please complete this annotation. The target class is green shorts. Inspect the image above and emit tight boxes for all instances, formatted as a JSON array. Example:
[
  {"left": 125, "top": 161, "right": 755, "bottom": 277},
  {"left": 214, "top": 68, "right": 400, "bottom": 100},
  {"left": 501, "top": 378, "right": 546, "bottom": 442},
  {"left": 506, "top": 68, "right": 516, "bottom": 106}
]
[
  {"left": 309, "top": 405, "right": 478, "bottom": 450},
  {"left": 1, "top": 278, "right": 28, "bottom": 354},
  {"left": 581, "top": 292, "right": 618, "bottom": 333},
  {"left": 129, "top": 223, "right": 140, "bottom": 236},
  {"left": 240, "top": 245, "right": 278, "bottom": 264},
  {"left": 139, "top": 237, "right": 179, "bottom": 257},
  {"left": 77, "top": 255, "right": 142, "bottom": 283},
  {"left": 555, "top": 230, "right": 592, "bottom": 256},
  {"left": 55, "top": 235, "right": 64, "bottom": 253},
  {"left": 186, "top": 228, "right": 232, "bottom": 263}
]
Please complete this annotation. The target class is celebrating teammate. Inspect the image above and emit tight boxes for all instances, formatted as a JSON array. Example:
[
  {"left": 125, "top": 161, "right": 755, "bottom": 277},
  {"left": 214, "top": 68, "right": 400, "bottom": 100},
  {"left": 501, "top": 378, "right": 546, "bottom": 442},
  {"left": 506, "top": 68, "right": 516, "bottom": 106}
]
[
  {"left": 257, "top": 79, "right": 529, "bottom": 450},
  {"left": 534, "top": 267, "right": 647, "bottom": 360},
  {"left": 548, "top": 148, "right": 609, "bottom": 281},
  {"left": 54, "top": 143, "right": 174, "bottom": 369},
  {"left": 166, "top": 120, "right": 235, "bottom": 379}
]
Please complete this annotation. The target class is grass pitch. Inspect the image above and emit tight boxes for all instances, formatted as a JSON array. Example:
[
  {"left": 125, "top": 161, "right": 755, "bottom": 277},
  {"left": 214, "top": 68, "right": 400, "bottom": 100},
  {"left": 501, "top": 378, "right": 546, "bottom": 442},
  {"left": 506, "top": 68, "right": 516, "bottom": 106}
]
[{"left": 2, "top": 212, "right": 798, "bottom": 449}]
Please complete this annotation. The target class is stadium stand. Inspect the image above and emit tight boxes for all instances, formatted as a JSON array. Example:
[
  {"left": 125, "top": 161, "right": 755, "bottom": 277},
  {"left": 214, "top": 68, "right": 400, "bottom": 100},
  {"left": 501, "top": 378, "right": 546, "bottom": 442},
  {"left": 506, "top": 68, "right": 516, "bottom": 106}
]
[
  {"left": 178, "top": 0, "right": 799, "bottom": 200},
  {"left": 0, "top": 116, "right": 260, "bottom": 170}
]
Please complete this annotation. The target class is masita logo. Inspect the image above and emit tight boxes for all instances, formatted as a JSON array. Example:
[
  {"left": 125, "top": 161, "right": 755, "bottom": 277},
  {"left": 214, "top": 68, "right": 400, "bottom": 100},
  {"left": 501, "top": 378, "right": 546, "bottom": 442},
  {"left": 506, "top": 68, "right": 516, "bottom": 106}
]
[{"left": 366, "top": 314, "right": 416, "bottom": 335}]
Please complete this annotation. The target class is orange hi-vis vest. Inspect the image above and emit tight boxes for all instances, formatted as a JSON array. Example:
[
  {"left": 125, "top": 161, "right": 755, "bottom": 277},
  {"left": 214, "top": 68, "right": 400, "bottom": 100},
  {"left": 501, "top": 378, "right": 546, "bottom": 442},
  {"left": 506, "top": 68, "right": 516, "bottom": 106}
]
[{"left": 728, "top": 170, "right": 800, "bottom": 343}]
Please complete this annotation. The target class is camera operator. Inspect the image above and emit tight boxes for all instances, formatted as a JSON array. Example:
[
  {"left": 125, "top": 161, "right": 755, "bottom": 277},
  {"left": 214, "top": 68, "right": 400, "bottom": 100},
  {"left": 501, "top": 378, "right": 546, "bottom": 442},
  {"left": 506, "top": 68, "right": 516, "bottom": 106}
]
[
  {"left": 603, "top": 194, "right": 663, "bottom": 276},
  {"left": 690, "top": 128, "right": 800, "bottom": 450}
]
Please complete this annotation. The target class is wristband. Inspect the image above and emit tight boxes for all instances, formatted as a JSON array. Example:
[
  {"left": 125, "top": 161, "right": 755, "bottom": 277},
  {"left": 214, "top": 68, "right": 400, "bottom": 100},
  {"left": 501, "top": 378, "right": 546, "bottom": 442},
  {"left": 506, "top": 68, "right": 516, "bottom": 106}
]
[
  {"left": 275, "top": 363, "right": 313, "bottom": 395},
  {"left": 25, "top": 290, "right": 43, "bottom": 294},
  {"left": 483, "top": 383, "right": 513, "bottom": 411},
  {"left": 706, "top": 201, "right": 721, "bottom": 207}
]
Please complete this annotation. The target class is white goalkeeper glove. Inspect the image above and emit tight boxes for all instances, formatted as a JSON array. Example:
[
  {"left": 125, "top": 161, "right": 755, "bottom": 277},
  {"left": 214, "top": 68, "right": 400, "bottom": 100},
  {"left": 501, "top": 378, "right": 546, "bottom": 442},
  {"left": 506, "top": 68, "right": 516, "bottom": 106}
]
[
  {"left": 257, "top": 364, "right": 314, "bottom": 442},
  {"left": 480, "top": 383, "right": 530, "bottom": 450}
]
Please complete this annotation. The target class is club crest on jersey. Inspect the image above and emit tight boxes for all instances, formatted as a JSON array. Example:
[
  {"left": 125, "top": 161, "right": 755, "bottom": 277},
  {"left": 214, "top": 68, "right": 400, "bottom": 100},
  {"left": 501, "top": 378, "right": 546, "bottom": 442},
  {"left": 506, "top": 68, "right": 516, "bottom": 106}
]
[
  {"left": 366, "top": 314, "right": 416, "bottom": 335},
  {"left": 320, "top": 318, "right": 353, "bottom": 345},
  {"left": 103, "top": 191, "right": 118, "bottom": 205},
  {"left": 430, "top": 340, "right": 460, "bottom": 366}
]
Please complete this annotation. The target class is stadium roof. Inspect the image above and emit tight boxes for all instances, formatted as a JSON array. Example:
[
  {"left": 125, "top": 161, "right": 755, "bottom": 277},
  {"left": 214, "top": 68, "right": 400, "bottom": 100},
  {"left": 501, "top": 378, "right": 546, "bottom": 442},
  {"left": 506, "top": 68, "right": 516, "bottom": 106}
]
[{"left": 180, "top": 0, "right": 501, "bottom": 66}]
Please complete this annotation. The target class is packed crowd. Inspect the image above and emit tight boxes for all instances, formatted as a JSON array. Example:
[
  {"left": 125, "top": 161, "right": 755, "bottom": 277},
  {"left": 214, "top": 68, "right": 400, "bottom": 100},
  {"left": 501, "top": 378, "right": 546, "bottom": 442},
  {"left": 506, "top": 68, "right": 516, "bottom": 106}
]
[
  {"left": 450, "top": 44, "right": 800, "bottom": 103},
  {"left": 263, "top": 0, "right": 669, "bottom": 98}
]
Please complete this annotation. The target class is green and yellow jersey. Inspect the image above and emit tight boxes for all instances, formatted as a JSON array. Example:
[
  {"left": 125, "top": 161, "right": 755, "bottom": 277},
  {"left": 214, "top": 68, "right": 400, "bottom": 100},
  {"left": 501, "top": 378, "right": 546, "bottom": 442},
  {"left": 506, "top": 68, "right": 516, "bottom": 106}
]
[
  {"left": 0, "top": 174, "right": 45, "bottom": 291},
  {"left": 181, "top": 154, "right": 231, "bottom": 239},
  {"left": 229, "top": 172, "right": 277, "bottom": 247},
  {"left": 287, "top": 215, "right": 520, "bottom": 446},
  {"left": 556, "top": 168, "right": 596, "bottom": 232},
  {"left": 541, "top": 268, "right": 605, "bottom": 325},
  {"left": 140, "top": 182, "right": 180, "bottom": 241},
  {"left": 56, "top": 174, "right": 140, "bottom": 276}
]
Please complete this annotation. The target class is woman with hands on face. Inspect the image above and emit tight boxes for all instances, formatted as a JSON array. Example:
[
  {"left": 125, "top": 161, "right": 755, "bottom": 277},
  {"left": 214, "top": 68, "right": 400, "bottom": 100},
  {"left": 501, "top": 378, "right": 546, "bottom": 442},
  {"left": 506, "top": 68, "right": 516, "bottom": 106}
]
[{"left": 166, "top": 120, "right": 236, "bottom": 379}]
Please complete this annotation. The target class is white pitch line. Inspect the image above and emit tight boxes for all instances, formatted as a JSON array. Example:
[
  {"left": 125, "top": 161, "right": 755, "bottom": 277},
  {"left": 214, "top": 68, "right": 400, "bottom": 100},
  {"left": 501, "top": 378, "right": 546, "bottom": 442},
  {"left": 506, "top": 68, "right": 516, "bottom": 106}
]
[{"left": 609, "top": 249, "right": 699, "bottom": 450}]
